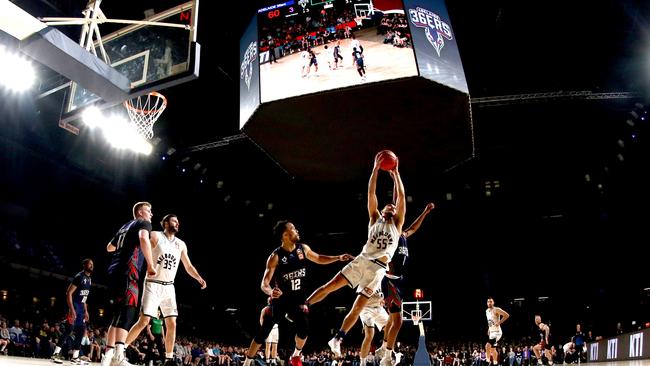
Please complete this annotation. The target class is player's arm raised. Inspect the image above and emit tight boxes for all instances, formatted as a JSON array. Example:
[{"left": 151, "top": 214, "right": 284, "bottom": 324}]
[
  {"left": 403, "top": 203, "right": 434, "bottom": 238},
  {"left": 261, "top": 253, "right": 282, "bottom": 299},
  {"left": 368, "top": 155, "right": 382, "bottom": 224},
  {"left": 390, "top": 162, "right": 406, "bottom": 232},
  {"left": 303, "top": 244, "right": 353, "bottom": 265}
]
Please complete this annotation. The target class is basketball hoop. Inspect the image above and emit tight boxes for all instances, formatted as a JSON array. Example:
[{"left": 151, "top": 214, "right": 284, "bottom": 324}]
[
  {"left": 411, "top": 309, "right": 422, "bottom": 326},
  {"left": 124, "top": 91, "right": 167, "bottom": 139}
]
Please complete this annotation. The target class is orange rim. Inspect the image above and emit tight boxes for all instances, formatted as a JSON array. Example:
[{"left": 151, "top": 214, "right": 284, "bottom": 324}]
[{"left": 123, "top": 91, "right": 167, "bottom": 115}]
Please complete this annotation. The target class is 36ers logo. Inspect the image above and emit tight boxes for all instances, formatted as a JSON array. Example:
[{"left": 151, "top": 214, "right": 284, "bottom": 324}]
[
  {"left": 296, "top": 248, "right": 304, "bottom": 260},
  {"left": 240, "top": 41, "right": 257, "bottom": 90},
  {"left": 408, "top": 7, "right": 453, "bottom": 57}
]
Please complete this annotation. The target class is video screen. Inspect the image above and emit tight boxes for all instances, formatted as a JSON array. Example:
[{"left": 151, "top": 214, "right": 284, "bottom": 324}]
[
  {"left": 240, "top": 16, "right": 260, "bottom": 129},
  {"left": 258, "top": 0, "right": 418, "bottom": 103},
  {"left": 403, "top": 0, "right": 468, "bottom": 94}
]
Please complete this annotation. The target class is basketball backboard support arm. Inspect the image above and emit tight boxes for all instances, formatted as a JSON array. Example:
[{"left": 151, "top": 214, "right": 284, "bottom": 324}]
[{"left": 31, "top": 0, "right": 201, "bottom": 134}]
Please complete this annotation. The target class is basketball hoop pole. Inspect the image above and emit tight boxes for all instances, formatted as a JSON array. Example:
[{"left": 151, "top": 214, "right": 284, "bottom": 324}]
[{"left": 415, "top": 300, "right": 424, "bottom": 336}]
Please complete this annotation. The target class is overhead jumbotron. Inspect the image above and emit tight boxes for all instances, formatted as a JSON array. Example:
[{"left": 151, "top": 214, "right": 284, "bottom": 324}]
[{"left": 240, "top": 0, "right": 474, "bottom": 183}]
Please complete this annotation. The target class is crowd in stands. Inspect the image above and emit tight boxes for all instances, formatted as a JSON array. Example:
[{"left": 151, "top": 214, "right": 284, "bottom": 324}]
[{"left": 0, "top": 307, "right": 600, "bottom": 366}]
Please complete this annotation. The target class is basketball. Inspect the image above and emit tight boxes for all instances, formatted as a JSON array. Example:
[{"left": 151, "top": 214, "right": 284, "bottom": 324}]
[{"left": 376, "top": 150, "right": 398, "bottom": 171}]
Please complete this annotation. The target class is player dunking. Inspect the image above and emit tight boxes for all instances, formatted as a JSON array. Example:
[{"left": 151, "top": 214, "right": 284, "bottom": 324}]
[
  {"left": 533, "top": 315, "right": 553, "bottom": 365},
  {"left": 51, "top": 259, "right": 94, "bottom": 365},
  {"left": 485, "top": 298, "right": 510, "bottom": 365},
  {"left": 242, "top": 221, "right": 353, "bottom": 366},
  {"left": 305, "top": 153, "right": 405, "bottom": 363},
  {"left": 375, "top": 203, "right": 435, "bottom": 364},
  {"left": 102, "top": 202, "right": 157, "bottom": 366},
  {"left": 125, "top": 214, "right": 206, "bottom": 366}
]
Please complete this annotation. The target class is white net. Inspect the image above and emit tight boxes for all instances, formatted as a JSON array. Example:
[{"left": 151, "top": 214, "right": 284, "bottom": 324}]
[
  {"left": 411, "top": 310, "right": 422, "bottom": 325},
  {"left": 124, "top": 92, "right": 167, "bottom": 139}
]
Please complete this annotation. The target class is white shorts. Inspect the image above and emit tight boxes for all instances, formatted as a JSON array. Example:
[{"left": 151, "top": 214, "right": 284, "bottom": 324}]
[
  {"left": 340, "top": 256, "right": 387, "bottom": 298},
  {"left": 266, "top": 325, "right": 279, "bottom": 343},
  {"left": 141, "top": 281, "right": 178, "bottom": 318},
  {"left": 360, "top": 306, "right": 389, "bottom": 331},
  {"left": 488, "top": 330, "right": 503, "bottom": 345}
]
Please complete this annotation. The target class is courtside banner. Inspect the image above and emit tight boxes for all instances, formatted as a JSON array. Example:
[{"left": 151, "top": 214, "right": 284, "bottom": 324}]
[
  {"left": 402, "top": 0, "right": 468, "bottom": 94},
  {"left": 239, "top": 15, "right": 260, "bottom": 129},
  {"left": 587, "top": 328, "right": 650, "bottom": 361}
]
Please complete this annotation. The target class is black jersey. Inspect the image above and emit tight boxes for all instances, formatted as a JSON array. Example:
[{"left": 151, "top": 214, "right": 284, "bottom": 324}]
[
  {"left": 389, "top": 235, "right": 409, "bottom": 278},
  {"left": 71, "top": 271, "right": 92, "bottom": 307},
  {"left": 272, "top": 243, "right": 308, "bottom": 304},
  {"left": 107, "top": 219, "right": 152, "bottom": 276}
]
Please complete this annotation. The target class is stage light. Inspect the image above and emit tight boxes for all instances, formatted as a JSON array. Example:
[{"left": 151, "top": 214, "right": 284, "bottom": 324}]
[{"left": 0, "top": 45, "right": 35, "bottom": 92}]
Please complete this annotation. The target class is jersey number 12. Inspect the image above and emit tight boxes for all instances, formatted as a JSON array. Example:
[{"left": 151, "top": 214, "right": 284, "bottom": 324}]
[{"left": 291, "top": 278, "right": 301, "bottom": 290}]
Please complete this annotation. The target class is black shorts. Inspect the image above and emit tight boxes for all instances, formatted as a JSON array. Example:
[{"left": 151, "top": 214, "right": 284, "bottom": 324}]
[
  {"left": 486, "top": 336, "right": 499, "bottom": 347},
  {"left": 383, "top": 278, "right": 402, "bottom": 314},
  {"left": 107, "top": 269, "right": 144, "bottom": 307}
]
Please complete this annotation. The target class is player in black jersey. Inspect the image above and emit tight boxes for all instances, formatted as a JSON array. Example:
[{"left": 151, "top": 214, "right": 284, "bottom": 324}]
[
  {"left": 102, "top": 202, "right": 157, "bottom": 366},
  {"left": 533, "top": 315, "right": 553, "bottom": 365},
  {"left": 242, "top": 221, "right": 354, "bottom": 366},
  {"left": 51, "top": 259, "right": 94, "bottom": 365},
  {"left": 376, "top": 202, "right": 434, "bottom": 365}
]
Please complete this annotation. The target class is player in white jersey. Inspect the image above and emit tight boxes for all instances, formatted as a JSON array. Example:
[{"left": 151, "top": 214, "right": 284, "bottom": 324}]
[
  {"left": 125, "top": 214, "right": 207, "bottom": 366},
  {"left": 261, "top": 299, "right": 279, "bottom": 366},
  {"left": 359, "top": 291, "right": 389, "bottom": 366},
  {"left": 485, "top": 298, "right": 510, "bottom": 365},
  {"left": 305, "top": 152, "right": 406, "bottom": 359}
]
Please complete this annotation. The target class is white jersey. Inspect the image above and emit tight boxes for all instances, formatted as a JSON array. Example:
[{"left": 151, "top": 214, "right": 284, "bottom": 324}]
[
  {"left": 360, "top": 217, "right": 400, "bottom": 261},
  {"left": 148, "top": 232, "right": 184, "bottom": 282},
  {"left": 486, "top": 308, "right": 502, "bottom": 333}
]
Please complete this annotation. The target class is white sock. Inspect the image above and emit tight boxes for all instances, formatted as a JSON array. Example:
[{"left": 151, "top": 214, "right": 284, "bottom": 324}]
[
  {"left": 73, "top": 350, "right": 79, "bottom": 359},
  {"left": 54, "top": 346, "right": 62, "bottom": 355},
  {"left": 360, "top": 357, "right": 366, "bottom": 366},
  {"left": 102, "top": 348, "right": 115, "bottom": 366},
  {"left": 292, "top": 348, "right": 301, "bottom": 357},
  {"left": 166, "top": 352, "right": 174, "bottom": 359},
  {"left": 114, "top": 343, "right": 125, "bottom": 359}
]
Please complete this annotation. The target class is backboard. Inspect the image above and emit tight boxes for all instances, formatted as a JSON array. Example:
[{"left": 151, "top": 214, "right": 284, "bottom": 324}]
[
  {"left": 402, "top": 300, "right": 432, "bottom": 324},
  {"left": 37, "top": 0, "right": 200, "bottom": 133}
]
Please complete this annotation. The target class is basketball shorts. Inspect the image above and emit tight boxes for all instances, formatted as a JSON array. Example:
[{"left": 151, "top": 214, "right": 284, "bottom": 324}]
[
  {"left": 141, "top": 280, "right": 178, "bottom": 317},
  {"left": 360, "top": 306, "right": 389, "bottom": 331},
  {"left": 340, "top": 256, "right": 387, "bottom": 298}
]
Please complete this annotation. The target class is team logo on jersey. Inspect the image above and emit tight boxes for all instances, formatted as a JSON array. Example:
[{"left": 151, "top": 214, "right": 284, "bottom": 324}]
[
  {"left": 296, "top": 248, "right": 304, "bottom": 260},
  {"left": 397, "top": 245, "right": 409, "bottom": 257},
  {"left": 281, "top": 256, "right": 288, "bottom": 263},
  {"left": 240, "top": 41, "right": 257, "bottom": 90},
  {"left": 408, "top": 7, "right": 453, "bottom": 57},
  {"left": 370, "top": 230, "right": 394, "bottom": 250},
  {"left": 82, "top": 277, "right": 90, "bottom": 285},
  {"left": 157, "top": 253, "right": 178, "bottom": 270}
]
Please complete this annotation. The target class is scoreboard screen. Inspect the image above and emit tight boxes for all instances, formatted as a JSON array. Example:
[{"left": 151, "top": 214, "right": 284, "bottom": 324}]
[{"left": 258, "top": 1, "right": 299, "bottom": 20}]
